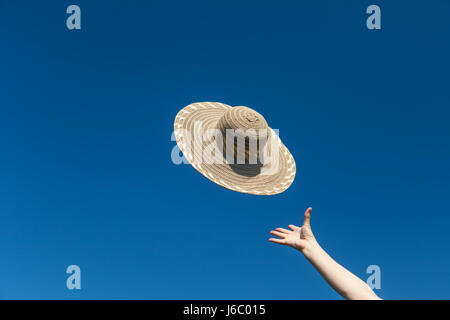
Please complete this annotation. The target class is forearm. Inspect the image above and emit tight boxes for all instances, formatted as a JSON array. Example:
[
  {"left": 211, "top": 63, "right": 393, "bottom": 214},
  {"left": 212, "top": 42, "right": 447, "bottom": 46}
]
[{"left": 302, "top": 242, "right": 381, "bottom": 300}]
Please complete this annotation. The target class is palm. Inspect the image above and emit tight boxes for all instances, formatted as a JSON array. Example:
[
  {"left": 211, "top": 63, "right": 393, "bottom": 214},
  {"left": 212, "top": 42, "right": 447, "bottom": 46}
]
[{"left": 283, "top": 227, "right": 305, "bottom": 249}]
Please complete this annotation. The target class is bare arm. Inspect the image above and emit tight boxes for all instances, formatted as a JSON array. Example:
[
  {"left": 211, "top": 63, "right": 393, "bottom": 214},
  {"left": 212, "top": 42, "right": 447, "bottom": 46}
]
[{"left": 269, "top": 208, "right": 381, "bottom": 300}]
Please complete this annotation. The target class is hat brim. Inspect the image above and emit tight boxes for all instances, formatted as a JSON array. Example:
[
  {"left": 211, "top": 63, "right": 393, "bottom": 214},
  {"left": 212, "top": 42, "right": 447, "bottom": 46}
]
[{"left": 174, "top": 102, "right": 296, "bottom": 195}]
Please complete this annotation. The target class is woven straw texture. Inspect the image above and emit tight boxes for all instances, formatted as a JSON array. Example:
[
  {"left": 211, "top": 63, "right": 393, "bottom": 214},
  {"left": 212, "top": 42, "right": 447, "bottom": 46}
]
[{"left": 174, "top": 102, "right": 296, "bottom": 195}]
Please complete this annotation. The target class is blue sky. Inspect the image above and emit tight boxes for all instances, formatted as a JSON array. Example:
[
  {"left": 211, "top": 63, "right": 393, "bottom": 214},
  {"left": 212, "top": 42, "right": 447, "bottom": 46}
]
[{"left": 0, "top": 0, "right": 449, "bottom": 299}]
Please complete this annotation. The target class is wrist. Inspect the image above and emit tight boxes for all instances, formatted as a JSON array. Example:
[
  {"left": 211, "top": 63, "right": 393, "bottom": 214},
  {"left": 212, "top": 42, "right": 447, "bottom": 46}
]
[{"left": 299, "top": 239, "right": 322, "bottom": 259}]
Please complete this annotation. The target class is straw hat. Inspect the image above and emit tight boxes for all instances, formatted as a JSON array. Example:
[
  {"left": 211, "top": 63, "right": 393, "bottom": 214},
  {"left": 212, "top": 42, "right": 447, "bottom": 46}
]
[{"left": 173, "top": 102, "right": 296, "bottom": 195}]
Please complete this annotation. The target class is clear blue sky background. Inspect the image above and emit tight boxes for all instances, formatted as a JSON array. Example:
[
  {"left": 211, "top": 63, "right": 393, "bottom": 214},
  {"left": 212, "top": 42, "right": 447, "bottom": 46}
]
[{"left": 1, "top": 1, "right": 449, "bottom": 299}]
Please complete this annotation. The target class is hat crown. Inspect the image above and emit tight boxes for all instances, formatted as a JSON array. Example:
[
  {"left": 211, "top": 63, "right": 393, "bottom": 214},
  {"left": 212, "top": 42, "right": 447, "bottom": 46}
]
[
  {"left": 217, "top": 106, "right": 269, "bottom": 164},
  {"left": 218, "top": 106, "right": 268, "bottom": 132}
]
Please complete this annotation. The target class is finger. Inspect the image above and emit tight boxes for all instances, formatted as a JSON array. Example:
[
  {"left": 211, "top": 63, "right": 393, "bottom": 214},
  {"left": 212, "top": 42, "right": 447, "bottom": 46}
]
[
  {"left": 303, "top": 207, "right": 312, "bottom": 227},
  {"left": 269, "top": 238, "right": 286, "bottom": 245},
  {"left": 275, "top": 228, "right": 291, "bottom": 234},
  {"left": 288, "top": 224, "right": 300, "bottom": 231},
  {"left": 270, "top": 231, "right": 286, "bottom": 238}
]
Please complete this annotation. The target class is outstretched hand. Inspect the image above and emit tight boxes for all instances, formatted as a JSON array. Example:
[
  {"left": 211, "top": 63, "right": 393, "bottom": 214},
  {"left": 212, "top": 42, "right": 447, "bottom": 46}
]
[
  {"left": 269, "top": 207, "right": 317, "bottom": 253},
  {"left": 269, "top": 207, "right": 382, "bottom": 300}
]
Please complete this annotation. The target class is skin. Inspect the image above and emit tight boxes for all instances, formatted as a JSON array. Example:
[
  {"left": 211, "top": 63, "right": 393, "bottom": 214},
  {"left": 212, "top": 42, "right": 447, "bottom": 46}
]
[{"left": 269, "top": 208, "right": 381, "bottom": 300}]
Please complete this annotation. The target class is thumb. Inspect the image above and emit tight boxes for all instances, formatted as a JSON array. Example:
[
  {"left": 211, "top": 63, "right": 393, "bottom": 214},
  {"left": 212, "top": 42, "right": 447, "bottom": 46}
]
[{"left": 303, "top": 207, "right": 312, "bottom": 228}]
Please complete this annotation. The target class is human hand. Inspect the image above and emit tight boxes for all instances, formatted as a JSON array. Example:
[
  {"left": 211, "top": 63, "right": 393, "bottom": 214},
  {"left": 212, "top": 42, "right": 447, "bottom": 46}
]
[{"left": 269, "top": 208, "right": 318, "bottom": 254}]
